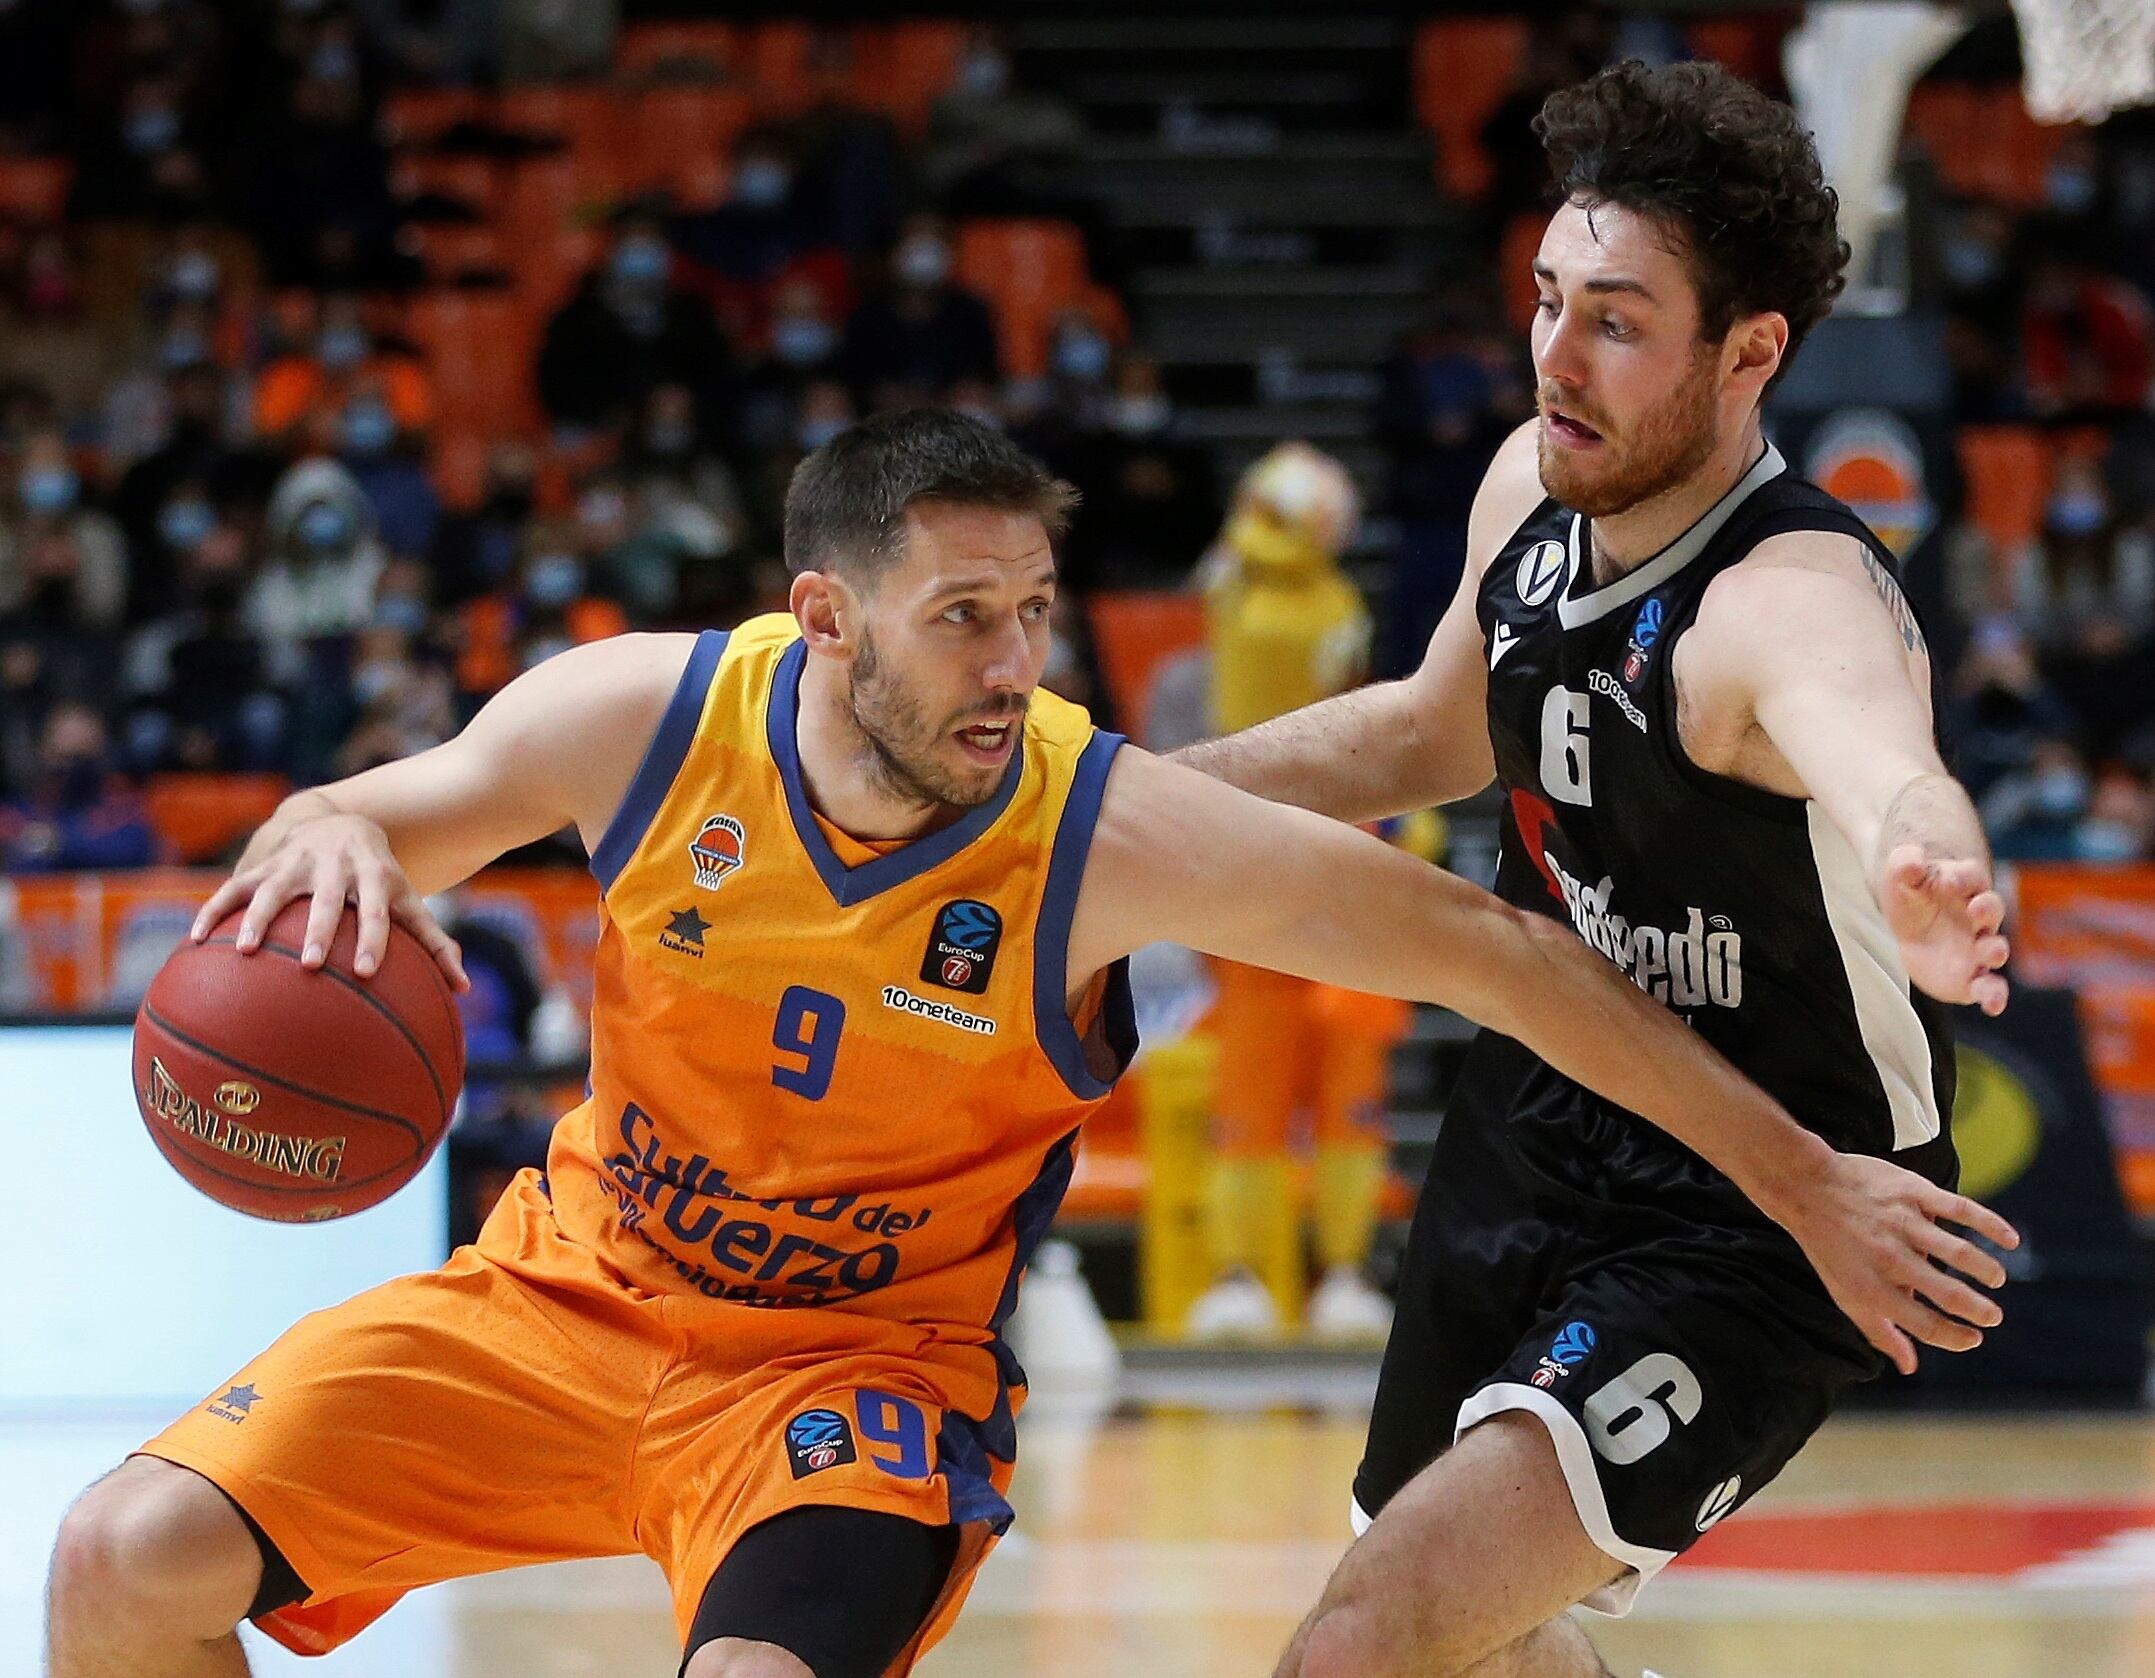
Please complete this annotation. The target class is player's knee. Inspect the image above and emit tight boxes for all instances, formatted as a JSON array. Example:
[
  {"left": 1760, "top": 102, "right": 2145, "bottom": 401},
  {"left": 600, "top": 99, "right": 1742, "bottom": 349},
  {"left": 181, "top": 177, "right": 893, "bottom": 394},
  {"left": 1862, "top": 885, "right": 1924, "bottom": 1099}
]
[
  {"left": 50, "top": 1460, "right": 261, "bottom": 1633},
  {"left": 682, "top": 1635, "right": 816, "bottom": 1678}
]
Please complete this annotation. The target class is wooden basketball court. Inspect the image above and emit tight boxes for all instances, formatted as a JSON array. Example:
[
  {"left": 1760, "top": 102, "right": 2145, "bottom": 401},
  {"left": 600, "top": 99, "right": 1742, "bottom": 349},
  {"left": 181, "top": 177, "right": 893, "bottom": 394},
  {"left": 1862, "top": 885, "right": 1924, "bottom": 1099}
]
[{"left": 10, "top": 1401, "right": 2154, "bottom": 1677}]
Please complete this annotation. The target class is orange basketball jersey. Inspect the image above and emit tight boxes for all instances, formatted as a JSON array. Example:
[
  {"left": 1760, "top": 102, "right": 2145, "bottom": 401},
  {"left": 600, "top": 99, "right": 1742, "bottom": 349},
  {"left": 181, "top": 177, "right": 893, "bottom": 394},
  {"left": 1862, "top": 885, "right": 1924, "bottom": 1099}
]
[{"left": 545, "top": 612, "right": 1136, "bottom": 1482}]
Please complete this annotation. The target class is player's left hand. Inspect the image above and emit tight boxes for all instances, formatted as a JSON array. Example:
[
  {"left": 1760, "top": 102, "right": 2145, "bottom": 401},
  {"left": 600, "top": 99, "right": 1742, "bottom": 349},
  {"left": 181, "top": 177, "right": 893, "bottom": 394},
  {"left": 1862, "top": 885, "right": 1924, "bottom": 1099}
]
[
  {"left": 1777, "top": 1151, "right": 2021, "bottom": 1376},
  {"left": 1878, "top": 844, "right": 2010, "bottom": 1016}
]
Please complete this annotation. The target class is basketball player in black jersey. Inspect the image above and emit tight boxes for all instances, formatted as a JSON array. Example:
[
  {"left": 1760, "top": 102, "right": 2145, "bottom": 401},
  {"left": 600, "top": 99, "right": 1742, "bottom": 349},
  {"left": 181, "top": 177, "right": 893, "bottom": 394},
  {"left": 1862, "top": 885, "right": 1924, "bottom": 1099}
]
[{"left": 1179, "top": 61, "right": 2017, "bottom": 1678}]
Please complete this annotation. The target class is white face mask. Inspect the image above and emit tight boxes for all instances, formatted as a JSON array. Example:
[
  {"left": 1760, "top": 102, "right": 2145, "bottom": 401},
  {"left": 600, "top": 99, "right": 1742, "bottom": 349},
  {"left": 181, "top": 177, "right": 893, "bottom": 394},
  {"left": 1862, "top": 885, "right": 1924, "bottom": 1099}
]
[{"left": 894, "top": 236, "right": 951, "bottom": 289}]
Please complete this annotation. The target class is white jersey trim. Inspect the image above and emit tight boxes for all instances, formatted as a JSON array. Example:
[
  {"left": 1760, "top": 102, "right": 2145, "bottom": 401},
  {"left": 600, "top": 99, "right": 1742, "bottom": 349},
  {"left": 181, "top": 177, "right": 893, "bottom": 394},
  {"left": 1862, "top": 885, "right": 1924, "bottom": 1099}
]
[
  {"left": 1804, "top": 803, "right": 1942, "bottom": 1148},
  {"left": 1454, "top": 1382, "right": 1675, "bottom": 1617},
  {"left": 1557, "top": 442, "right": 1788, "bottom": 629}
]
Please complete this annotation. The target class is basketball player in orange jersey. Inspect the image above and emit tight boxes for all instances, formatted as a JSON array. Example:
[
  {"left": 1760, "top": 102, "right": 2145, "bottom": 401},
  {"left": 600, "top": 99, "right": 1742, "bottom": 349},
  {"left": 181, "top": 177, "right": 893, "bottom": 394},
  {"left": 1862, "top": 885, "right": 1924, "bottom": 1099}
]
[
  {"left": 47, "top": 410, "right": 2013, "bottom": 1678},
  {"left": 1173, "top": 61, "right": 2017, "bottom": 1678}
]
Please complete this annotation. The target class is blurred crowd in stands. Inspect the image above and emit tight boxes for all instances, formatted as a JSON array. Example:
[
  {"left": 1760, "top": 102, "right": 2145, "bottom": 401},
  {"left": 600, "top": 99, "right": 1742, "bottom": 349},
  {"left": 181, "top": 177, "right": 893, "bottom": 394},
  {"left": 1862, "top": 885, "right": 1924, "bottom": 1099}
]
[{"left": 0, "top": 0, "right": 2150, "bottom": 889}]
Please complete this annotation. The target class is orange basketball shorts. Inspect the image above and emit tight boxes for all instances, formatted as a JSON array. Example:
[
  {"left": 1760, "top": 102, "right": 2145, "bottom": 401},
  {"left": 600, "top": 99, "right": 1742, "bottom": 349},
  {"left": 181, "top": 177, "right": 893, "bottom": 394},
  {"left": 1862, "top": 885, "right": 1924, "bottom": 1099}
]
[{"left": 140, "top": 1170, "right": 1012, "bottom": 1670}]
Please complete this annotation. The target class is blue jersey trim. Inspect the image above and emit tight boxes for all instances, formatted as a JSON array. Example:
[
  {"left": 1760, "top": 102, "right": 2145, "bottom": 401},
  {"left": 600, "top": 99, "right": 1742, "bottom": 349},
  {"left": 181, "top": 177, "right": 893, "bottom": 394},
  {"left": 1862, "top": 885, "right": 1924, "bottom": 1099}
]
[
  {"left": 589, "top": 629, "right": 728, "bottom": 894},
  {"left": 764, "top": 638, "right": 1026, "bottom": 908},
  {"left": 1033, "top": 730, "right": 1139, "bottom": 1100},
  {"left": 935, "top": 1411, "right": 1014, "bottom": 1532}
]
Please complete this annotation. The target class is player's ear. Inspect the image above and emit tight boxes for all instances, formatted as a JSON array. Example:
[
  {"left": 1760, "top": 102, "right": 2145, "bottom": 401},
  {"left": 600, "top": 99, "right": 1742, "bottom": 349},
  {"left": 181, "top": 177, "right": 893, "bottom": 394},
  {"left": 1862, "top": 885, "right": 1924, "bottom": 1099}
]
[
  {"left": 790, "top": 569, "right": 857, "bottom": 655},
  {"left": 1725, "top": 309, "right": 1787, "bottom": 398}
]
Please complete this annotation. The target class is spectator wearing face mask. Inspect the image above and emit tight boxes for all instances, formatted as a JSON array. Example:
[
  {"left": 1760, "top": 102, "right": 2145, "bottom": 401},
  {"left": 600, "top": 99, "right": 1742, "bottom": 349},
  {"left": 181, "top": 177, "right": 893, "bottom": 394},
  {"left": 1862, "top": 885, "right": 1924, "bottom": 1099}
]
[
  {"left": 2024, "top": 453, "right": 2155, "bottom": 642},
  {"left": 70, "top": 72, "right": 215, "bottom": 222},
  {"left": 0, "top": 702, "right": 157, "bottom": 872},
  {"left": 1946, "top": 617, "right": 2083, "bottom": 799},
  {"left": 1058, "top": 352, "right": 1219, "bottom": 590},
  {"left": 536, "top": 208, "right": 737, "bottom": 441},
  {"left": 330, "top": 368, "right": 442, "bottom": 562},
  {"left": 429, "top": 441, "right": 540, "bottom": 606},
  {"left": 122, "top": 525, "right": 286, "bottom": 776},
  {"left": 0, "top": 526, "right": 116, "bottom": 785},
  {"left": 840, "top": 215, "right": 1000, "bottom": 409},
  {"left": 1983, "top": 736, "right": 2134, "bottom": 862},
  {"left": 671, "top": 130, "right": 847, "bottom": 348},
  {"left": 249, "top": 24, "right": 399, "bottom": 287},
  {"left": 113, "top": 362, "right": 250, "bottom": 618},
  {"left": 248, "top": 455, "right": 384, "bottom": 674},
  {"left": 0, "top": 431, "right": 127, "bottom": 629},
  {"left": 452, "top": 524, "right": 629, "bottom": 702},
  {"left": 924, "top": 25, "right": 1088, "bottom": 219},
  {"left": 254, "top": 293, "right": 433, "bottom": 448}
]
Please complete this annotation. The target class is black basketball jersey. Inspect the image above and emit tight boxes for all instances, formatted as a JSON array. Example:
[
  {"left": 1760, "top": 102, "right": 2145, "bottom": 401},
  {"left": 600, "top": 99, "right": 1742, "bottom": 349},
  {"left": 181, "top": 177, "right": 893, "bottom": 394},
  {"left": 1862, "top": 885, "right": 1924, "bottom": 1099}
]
[{"left": 1477, "top": 442, "right": 1957, "bottom": 1181}]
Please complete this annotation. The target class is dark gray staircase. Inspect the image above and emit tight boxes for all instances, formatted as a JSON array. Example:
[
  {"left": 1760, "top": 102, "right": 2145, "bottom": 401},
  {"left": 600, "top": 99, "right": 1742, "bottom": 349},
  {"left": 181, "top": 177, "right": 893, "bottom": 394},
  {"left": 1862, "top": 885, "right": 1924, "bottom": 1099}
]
[{"left": 1011, "top": 12, "right": 1466, "bottom": 493}]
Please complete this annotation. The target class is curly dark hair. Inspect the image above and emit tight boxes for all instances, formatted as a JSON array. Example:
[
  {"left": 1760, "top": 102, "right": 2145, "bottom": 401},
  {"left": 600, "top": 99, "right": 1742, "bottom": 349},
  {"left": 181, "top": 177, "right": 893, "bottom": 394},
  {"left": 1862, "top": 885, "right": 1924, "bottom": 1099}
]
[{"left": 1534, "top": 59, "right": 1850, "bottom": 369}]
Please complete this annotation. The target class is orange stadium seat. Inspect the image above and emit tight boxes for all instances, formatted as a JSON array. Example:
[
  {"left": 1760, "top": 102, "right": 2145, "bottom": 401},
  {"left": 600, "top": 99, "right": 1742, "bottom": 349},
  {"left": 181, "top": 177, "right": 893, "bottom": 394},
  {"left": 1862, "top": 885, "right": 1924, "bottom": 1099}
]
[
  {"left": 745, "top": 21, "right": 816, "bottom": 117},
  {"left": 1413, "top": 17, "right": 1529, "bottom": 202},
  {"left": 1497, "top": 209, "right": 1544, "bottom": 331},
  {"left": 1083, "top": 592, "right": 1207, "bottom": 746},
  {"left": 144, "top": 774, "right": 291, "bottom": 866},
  {"left": 853, "top": 21, "right": 968, "bottom": 136},
  {"left": 0, "top": 156, "right": 73, "bottom": 222},
  {"left": 430, "top": 427, "right": 491, "bottom": 512},
  {"left": 1957, "top": 425, "right": 2053, "bottom": 552},
  {"left": 1685, "top": 17, "right": 1789, "bottom": 89},
  {"left": 955, "top": 219, "right": 1092, "bottom": 377},
  {"left": 615, "top": 21, "right": 747, "bottom": 81},
  {"left": 622, "top": 86, "right": 753, "bottom": 209},
  {"left": 382, "top": 86, "right": 487, "bottom": 149},
  {"left": 402, "top": 221, "right": 508, "bottom": 286},
  {"left": 404, "top": 289, "right": 540, "bottom": 434},
  {"left": 391, "top": 152, "right": 500, "bottom": 218}
]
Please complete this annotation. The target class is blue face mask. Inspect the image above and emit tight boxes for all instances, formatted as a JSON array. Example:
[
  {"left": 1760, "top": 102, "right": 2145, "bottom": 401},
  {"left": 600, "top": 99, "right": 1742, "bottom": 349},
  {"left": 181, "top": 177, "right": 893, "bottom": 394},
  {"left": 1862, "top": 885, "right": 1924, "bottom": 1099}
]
[
  {"left": 374, "top": 595, "right": 430, "bottom": 635},
  {"left": 2048, "top": 492, "right": 2109, "bottom": 536},
  {"left": 297, "top": 499, "right": 354, "bottom": 552},
  {"left": 2034, "top": 764, "right": 2090, "bottom": 817},
  {"left": 770, "top": 316, "right": 836, "bottom": 367},
  {"left": 732, "top": 159, "right": 791, "bottom": 208},
  {"left": 158, "top": 498, "right": 215, "bottom": 551},
  {"left": 340, "top": 398, "right": 396, "bottom": 457},
  {"left": 159, "top": 328, "right": 210, "bottom": 370},
  {"left": 167, "top": 250, "right": 220, "bottom": 300},
  {"left": 610, "top": 237, "right": 670, "bottom": 287},
  {"left": 318, "top": 325, "right": 369, "bottom": 370},
  {"left": 1053, "top": 329, "right": 1111, "bottom": 382},
  {"left": 21, "top": 466, "right": 77, "bottom": 515},
  {"left": 125, "top": 107, "right": 180, "bottom": 155},
  {"left": 1940, "top": 237, "right": 1999, "bottom": 291},
  {"left": 524, "top": 553, "right": 584, "bottom": 607},
  {"left": 799, "top": 416, "right": 848, "bottom": 451},
  {"left": 2047, "top": 165, "right": 2098, "bottom": 215}
]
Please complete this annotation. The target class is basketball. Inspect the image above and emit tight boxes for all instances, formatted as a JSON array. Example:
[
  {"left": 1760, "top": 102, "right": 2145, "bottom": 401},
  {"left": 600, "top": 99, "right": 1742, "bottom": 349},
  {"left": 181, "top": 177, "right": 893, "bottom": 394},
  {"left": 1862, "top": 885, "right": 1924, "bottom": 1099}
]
[{"left": 131, "top": 900, "right": 464, "bottom": 1223}]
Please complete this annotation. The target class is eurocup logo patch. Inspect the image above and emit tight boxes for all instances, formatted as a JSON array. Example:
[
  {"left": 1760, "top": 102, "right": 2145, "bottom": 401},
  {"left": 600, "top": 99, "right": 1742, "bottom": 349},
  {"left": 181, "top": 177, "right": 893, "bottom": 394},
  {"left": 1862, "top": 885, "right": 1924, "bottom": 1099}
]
[
  {"left": 1532, "top": 1319, "right": 1597, "bottom": 1389},
  {"left": 688, "top": 813, "right": 745, "bottom": 890},
  {"left": 921, "top": 899, "right": 1002, "bottom": 995},
  {"left": 785, "top": 1407, "right": 857, "bottom": 1478},
  {"left": 1623, "top": 596, "right": 1665, "bottom": 684}
]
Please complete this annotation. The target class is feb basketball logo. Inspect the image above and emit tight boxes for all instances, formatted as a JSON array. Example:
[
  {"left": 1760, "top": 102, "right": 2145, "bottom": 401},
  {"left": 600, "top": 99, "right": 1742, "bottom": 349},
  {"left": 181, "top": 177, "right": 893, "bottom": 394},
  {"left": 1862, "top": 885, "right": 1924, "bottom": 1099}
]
[
  {"left": 785, "top": 1407, "right": 858, "bottom": 1478},
  {"left": 921, "top": 899, "right": 1003, "bottom": 995},
  {"left": 688, "top": 813, "right": 746, "bottom": 890},
  {"left": 1532, "top": 1319, "right": 1597, "bottom": 1388}
]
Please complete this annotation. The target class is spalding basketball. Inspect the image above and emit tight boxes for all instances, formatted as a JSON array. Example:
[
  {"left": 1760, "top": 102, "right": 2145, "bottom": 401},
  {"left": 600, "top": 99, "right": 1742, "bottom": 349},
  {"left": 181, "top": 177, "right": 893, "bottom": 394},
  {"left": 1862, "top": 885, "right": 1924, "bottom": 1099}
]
[{"left": 132, "top": 900, "right": 464, "bottom": 1222}]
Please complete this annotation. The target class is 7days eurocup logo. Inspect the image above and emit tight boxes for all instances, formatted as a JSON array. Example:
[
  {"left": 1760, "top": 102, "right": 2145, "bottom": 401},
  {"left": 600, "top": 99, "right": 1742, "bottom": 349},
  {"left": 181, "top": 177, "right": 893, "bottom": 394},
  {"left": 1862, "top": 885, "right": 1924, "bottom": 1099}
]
[
  {"left": 688, "top": 813, "right": 745, "bottom": 890},
  {"left": 921, "top": 899, "right": 1003, "bottom": 995}
]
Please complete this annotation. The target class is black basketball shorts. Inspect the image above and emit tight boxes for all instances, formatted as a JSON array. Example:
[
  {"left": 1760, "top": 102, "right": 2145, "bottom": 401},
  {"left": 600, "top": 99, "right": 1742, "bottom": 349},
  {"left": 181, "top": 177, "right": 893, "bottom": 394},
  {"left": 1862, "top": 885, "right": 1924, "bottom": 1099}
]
[{"left": 1356, "top": 1034, "right": 1887, "bottom": 1614}]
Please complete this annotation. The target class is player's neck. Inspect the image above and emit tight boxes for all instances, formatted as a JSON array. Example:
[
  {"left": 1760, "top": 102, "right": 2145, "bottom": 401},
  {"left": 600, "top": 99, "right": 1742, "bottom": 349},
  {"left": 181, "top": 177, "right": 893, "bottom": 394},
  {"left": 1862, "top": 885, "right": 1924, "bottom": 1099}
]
[
  {"left": 793, "top": 657, "right": 955, "bottom": 843},
  {"left": 1586, "top": 417, "right": 1767, "bottom": 586}
]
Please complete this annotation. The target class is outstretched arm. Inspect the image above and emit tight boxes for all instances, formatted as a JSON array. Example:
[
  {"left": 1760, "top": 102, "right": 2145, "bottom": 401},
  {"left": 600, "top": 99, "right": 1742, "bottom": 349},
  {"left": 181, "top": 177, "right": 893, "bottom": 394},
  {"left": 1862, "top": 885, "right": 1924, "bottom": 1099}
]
[
  {"left": 1686, "top": 535, "right": 2009, "bottom": 1015},
  {"left": 1070, "top": 744, "right": 2018, "bottom": 1372}
]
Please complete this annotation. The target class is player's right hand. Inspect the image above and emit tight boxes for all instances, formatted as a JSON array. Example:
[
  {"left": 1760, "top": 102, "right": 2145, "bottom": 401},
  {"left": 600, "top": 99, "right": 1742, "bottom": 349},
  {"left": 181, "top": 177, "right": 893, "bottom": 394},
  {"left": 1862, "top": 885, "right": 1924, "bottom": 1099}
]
[
  {"left": 189, "top": 812, "right": 470, "bottom": 992},
  {"left": 1777, "top": 1151, "right": 2020, "bottom": 1376}
]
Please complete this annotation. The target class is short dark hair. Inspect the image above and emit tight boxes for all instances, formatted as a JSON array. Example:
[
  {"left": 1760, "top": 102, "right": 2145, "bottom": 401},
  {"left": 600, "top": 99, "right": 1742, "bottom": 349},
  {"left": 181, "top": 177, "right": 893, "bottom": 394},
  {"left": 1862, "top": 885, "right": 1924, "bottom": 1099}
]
[
  {"left": 783, "top": 408, "right": 1078, "bottom": 582},
  {"left": 1535, "top": 60, "right": 1850, "bottom": 369}
]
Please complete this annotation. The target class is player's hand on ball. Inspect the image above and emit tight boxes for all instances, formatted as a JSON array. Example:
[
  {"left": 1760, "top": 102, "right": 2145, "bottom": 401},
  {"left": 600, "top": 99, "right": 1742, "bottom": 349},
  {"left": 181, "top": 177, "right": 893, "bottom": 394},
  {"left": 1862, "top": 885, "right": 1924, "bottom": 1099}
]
[
  {"left": 1879, "top": 845, "right": 2010, "bottom": 1017},
  {"left": 190, "top": 812, "right": 469, "bottom": 991},
  {"left": 1784, "top": 1152, "right": 2020, "bottom": 1376}
]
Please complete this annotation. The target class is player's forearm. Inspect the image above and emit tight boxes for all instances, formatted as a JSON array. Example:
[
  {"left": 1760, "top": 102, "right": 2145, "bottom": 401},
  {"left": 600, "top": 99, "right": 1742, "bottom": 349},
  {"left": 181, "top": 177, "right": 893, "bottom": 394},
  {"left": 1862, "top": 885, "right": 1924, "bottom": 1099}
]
[
  {"left": 1872, "top": 771, "right": 1990, "bottom": 877},
  {"left": 1171, "top": 681, "right": 1437, "bottom": 823},
  {"left": 1450, "top": 903, "right": 1836, "bottom": 1203}
]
